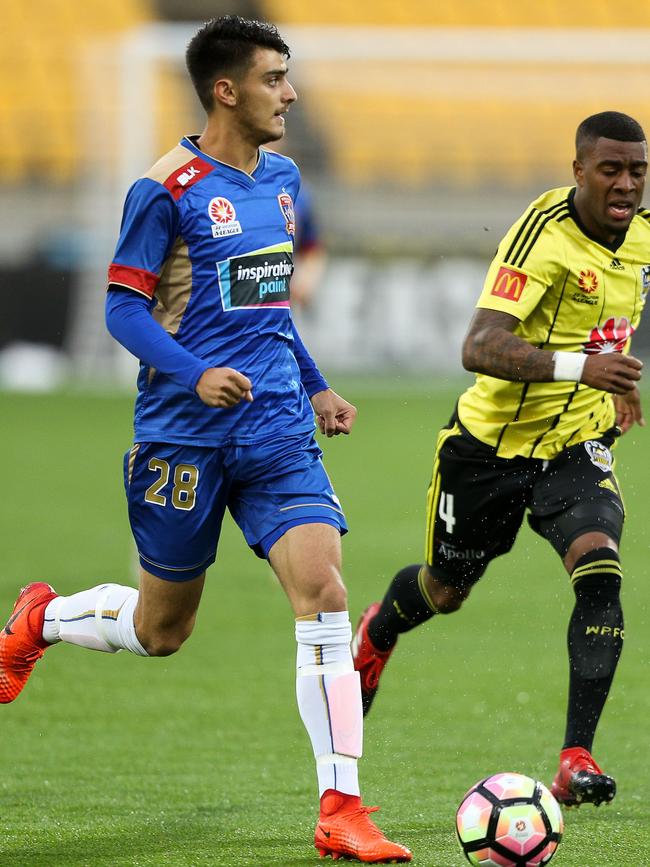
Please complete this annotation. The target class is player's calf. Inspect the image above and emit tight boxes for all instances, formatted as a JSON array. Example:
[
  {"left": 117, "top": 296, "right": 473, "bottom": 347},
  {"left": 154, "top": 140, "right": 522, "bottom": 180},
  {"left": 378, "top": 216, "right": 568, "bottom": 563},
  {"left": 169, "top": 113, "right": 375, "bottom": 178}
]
[{"left": 353, "top": 565, "right": 462, "bottom": 716}]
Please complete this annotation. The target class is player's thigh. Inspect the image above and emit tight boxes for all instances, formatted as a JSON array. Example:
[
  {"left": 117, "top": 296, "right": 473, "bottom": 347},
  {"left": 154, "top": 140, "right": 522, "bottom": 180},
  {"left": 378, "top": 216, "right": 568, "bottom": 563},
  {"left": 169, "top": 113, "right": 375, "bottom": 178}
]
[
  {"left": 424, "top": 422, "right": 532, "bottom": 590},
  {"left": 229, "top": 431, "right": 347, "bottom": 562},
  {"left": 529, "top": 430, "right": 625, "bottom": 558},
  {"left": 268, "top": 522, "right": 346, "bottom": 615},
  {"left": 124, "top": 442, "right": 230, "bottom": 582}
]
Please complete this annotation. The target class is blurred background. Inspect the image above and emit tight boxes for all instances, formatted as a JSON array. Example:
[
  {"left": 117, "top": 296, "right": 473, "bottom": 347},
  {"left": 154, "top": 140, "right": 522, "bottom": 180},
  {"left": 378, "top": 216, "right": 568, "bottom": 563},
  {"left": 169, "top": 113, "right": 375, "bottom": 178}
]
[{"left": 2, "top": 0, "right": 650, "bottom": 389}]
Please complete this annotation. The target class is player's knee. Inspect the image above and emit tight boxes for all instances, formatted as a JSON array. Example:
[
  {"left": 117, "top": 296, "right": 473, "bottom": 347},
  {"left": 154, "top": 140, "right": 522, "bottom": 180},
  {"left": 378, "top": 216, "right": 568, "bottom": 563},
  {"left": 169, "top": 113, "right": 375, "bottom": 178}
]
[
  {"left": 429, "top": 581, "right": 468, "bottom": 614},
  {"left": 299, "top": 570, "right": 348, "bottom": 615},
  {"left": 316, "top": 577, "right": 348, "bottom": 613},
  {"left": 137, "top": 621, "right": 194, "bottom": 657}
]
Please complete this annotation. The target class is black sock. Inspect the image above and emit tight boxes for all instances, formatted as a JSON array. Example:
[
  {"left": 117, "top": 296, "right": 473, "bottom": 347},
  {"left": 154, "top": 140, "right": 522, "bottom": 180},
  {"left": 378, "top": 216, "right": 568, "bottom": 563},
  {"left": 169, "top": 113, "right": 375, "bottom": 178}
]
[
  {"left": 368, "top": 564, "right": 437, "bottom": 651},
  {"left": 563, "top": 548, "right": 624, "bottom": 751}
]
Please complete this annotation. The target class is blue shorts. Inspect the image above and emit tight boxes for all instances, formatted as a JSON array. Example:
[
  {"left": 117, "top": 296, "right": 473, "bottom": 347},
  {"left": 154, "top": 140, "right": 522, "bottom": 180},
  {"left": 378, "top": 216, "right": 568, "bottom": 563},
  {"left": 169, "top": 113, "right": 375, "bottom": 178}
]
[{"left": 123, "top": 432, "right": 348, "bottom": 581}]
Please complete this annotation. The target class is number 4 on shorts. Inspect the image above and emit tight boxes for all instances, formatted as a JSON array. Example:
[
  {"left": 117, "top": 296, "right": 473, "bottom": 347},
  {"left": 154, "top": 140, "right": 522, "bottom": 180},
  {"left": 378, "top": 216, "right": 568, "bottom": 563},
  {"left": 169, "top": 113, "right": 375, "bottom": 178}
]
[{"left": 438, "top": 491, "right": 456, "bottom": 534}]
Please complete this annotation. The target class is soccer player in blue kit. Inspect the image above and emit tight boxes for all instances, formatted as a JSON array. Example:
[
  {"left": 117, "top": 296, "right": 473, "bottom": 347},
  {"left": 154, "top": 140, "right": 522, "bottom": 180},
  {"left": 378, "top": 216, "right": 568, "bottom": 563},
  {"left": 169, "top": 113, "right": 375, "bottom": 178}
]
[{"left": 0, "top": 16, "right": 411, "bottom": 864}]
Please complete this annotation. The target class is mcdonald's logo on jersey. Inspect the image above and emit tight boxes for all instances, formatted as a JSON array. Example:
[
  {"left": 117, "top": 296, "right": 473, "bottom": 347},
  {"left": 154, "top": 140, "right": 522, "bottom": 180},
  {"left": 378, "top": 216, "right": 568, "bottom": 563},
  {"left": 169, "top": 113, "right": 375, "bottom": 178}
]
[{"left": 490, "top": 266, "right": 528, "bottom": 301}]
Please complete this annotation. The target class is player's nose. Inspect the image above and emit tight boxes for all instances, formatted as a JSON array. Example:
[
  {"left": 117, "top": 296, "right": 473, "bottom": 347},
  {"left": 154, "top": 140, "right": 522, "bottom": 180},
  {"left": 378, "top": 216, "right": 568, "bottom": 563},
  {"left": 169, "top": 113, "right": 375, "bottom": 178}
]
[{"left": 283, "top": 79, "right": 297, "bottom": 104}]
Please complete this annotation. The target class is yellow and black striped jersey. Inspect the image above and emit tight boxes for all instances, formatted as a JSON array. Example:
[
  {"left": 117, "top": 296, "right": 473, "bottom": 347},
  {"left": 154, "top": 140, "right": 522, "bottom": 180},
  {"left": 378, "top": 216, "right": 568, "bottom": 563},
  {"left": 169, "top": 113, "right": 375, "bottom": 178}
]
[{"left": 458, "top": 186, "right": 650, "bottom": 459}]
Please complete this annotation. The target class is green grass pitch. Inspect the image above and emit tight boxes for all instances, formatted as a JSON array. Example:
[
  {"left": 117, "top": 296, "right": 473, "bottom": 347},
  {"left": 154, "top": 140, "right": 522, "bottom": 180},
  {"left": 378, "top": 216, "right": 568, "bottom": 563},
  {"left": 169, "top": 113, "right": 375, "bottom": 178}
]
[{"left": 1, "top": 380, "right": 650, "bottom": 866}]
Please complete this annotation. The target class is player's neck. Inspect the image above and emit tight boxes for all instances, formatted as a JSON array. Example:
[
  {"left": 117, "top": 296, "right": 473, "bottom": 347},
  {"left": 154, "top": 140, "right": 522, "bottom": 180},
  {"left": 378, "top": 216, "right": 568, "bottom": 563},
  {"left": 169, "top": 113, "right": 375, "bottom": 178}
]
[
  {"left": 572, "top": 191, "right": 620, "bottom": 248},
  {"left": 196, "top": 126, "right": 259, "bottom": 176}
]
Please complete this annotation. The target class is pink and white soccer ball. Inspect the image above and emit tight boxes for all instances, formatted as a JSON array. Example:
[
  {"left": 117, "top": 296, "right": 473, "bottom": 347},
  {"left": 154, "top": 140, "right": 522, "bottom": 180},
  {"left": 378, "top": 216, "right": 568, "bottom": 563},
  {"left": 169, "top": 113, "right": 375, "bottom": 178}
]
[{"left": 456, "top": 772, "right": 564, "bottom": 866}]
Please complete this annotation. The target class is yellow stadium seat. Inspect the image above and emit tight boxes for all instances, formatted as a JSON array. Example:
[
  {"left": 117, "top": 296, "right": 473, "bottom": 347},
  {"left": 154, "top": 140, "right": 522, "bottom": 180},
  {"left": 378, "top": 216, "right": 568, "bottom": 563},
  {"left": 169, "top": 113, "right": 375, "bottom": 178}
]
[
  {"left": 0, "top": 0, "right": 153, "bottom": 182},
  {"left": 260, "top": 2, "right": 650, "bottom": 189}
]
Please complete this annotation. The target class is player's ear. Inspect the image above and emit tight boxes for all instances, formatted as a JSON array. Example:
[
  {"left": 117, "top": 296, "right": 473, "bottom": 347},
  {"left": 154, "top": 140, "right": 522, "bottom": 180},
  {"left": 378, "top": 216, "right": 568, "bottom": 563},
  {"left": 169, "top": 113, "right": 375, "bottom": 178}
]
[
  {"left": 213, "top": 77, "right": 238, "bottom": 108},
  {"left": 573, "top": 159, "right": 584, "bottom": 186}
]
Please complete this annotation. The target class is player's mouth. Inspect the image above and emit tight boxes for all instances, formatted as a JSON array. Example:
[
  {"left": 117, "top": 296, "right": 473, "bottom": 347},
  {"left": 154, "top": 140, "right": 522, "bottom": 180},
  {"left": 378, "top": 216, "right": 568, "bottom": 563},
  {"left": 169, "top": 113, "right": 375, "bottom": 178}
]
[{"left": 607, "top": 201, "right": 634, "bottom": 221}]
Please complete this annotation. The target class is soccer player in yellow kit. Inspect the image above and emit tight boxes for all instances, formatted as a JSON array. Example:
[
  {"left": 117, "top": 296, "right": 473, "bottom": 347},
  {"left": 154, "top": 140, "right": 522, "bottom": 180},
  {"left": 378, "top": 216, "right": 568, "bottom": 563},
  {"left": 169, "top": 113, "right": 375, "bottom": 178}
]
[{"left": 353, "top": 111, "right": 648, "bottom": 807}]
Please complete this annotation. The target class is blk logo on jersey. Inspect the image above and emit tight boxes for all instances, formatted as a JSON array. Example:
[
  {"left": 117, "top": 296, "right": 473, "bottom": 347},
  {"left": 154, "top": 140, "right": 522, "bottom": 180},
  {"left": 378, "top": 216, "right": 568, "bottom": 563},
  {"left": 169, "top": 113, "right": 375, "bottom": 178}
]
[
  {"left": 177, "top": 166, "right": 200, "bottom": 186},
  {"left": 583, "top": 317, "right": 634, "bottom": 354},
  {"left": 217, "top": 243, "right": 293, "bottom": 309},
  {"left": 490, "top": 266, "right": 527, "bottom": 301},
  {"left": 277, "top": 192, "right": 295, "bottom": 236},
  {"left": 208, "top": 197, "right": 242, "bottom": 238}
]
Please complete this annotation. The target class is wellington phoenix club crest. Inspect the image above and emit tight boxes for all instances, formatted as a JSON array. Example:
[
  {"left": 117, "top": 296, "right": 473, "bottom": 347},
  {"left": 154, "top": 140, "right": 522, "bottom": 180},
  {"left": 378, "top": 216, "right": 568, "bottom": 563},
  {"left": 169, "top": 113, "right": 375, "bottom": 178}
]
[
  {"left": 584, "top": 440, "right": 613, "bottom": 473},
  {"left": 208, "top": 197, "right": 242, "bottom": 238},
  {"left": 277, "top": 192, "right": 295, "bottom": 235},
  {"left": 641, "top": 265, "right": 650, "bottom": 299}
]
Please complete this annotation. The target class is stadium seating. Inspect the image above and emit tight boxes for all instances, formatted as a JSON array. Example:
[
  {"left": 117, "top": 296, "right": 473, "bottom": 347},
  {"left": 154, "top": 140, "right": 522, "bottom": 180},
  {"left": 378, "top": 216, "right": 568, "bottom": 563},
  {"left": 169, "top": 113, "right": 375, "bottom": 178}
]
[
  {"left": 262, "top": 1, "right": 650, "bottom": 188},
  {"left": 262, "top": 0, "right": 650, "bottom": 27},
  {"left": 3, "top": 1, "right": 650, "bottom": 189},
  {"left": 0, "top": 0, "right": 153, "bottom": 182}
]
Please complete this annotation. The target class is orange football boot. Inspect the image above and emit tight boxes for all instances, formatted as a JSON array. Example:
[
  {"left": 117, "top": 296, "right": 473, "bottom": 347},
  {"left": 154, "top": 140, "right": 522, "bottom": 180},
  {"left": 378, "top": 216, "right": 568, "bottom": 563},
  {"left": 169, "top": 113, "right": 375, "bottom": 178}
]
[
  {"left": 0, "top": 582, "right": 57, "bottom": 703},
  {"left": 551, "top": 746, "right": 616, "bottom": 806},
  {"left": 315, "top": 789, "right": 412, "bottom": 863},
  {"left": 351, "top": 603, "right": 395, "bottom": 717}
]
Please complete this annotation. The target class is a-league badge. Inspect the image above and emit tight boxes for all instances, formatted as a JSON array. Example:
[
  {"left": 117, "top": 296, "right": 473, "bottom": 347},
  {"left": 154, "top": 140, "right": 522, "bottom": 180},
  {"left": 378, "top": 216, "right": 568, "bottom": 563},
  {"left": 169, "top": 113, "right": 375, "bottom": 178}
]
[
  {"left": 277, "top": 192, "right": 295, "bottom": 236},
  {"left": 208, "top": 197, "right": 242, "bottom": 238}
]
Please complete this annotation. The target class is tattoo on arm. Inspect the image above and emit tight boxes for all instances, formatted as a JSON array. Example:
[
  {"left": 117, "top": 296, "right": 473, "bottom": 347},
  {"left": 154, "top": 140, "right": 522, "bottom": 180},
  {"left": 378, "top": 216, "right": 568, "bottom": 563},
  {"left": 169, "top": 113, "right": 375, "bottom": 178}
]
[{"left": 462, "top": 309, "right": 555, "bottom": 382}]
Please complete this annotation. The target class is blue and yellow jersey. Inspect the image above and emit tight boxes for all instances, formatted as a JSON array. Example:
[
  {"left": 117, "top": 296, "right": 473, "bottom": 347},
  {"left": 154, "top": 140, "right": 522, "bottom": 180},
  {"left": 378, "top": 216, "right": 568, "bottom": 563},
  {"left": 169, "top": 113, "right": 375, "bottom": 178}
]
[
  {"left": 458, "top": 187, "right": 650, "bottom": 459},
  {"left": 108, "top": 136, "right": 315, "bottom": 446}
]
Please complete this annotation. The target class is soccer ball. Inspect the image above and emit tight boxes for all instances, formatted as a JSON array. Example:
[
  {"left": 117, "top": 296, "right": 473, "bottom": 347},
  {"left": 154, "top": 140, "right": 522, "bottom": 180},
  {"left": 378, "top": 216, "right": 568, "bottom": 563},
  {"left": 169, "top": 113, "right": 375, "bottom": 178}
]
[{"left": 456, "top": 772, "right": 564, "bottom": 866}]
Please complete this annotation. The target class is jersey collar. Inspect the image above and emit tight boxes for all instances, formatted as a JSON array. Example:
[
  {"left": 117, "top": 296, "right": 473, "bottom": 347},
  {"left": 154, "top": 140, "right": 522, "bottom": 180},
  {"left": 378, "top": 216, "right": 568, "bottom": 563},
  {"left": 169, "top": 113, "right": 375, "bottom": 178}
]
[{"left": 180, "top": 136, "right": 266, "bottom": 188}]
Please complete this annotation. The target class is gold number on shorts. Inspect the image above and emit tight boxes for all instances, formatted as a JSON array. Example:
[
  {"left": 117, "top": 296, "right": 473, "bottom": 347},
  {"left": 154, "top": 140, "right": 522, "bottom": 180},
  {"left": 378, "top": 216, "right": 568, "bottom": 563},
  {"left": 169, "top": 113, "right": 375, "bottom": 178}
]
[
  {"left": 144, "top": 458, "right": 170, "bottom": 506},
  {"left": 144, "top": 459, "right": 199, "bottom": 511},
  {"left": 171, "top": 464, "right": 199, "bottom": 511}
]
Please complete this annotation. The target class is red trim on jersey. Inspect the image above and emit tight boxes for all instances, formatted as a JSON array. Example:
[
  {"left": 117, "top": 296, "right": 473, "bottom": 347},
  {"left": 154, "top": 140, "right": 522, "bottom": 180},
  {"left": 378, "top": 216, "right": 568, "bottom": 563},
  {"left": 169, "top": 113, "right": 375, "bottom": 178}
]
[
  {"left": 163, "top": 157, "right": 215, "bottom": 200},
  {"left": 107, "top": 263, "right": 159, "bottom": 299}
]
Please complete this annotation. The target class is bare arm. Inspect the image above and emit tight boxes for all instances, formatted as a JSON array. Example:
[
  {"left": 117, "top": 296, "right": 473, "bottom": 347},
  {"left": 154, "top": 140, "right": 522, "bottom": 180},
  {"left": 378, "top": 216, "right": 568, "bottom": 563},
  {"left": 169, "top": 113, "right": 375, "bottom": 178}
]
[
  {"left": 462, "top": 308, "right": 642, "bottom": 394},
  {"left": 462, "top": 309, "right": 552, "bottom": 380}
]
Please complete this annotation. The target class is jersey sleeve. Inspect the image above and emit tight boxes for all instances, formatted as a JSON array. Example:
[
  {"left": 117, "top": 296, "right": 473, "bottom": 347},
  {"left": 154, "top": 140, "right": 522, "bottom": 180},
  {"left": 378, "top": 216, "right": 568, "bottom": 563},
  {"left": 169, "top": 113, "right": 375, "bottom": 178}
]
[
  {"left": 107, "top": 178, "right": 180, "bottom": 299},
  {"left": 105, "top": 289, "right": 210, "bottom": 392},
  {"left": 291, "top": 320, "right": 329, "bottom": 397},
  {"left": 476, "top": 206, "right": 563, "bottom": 321}
]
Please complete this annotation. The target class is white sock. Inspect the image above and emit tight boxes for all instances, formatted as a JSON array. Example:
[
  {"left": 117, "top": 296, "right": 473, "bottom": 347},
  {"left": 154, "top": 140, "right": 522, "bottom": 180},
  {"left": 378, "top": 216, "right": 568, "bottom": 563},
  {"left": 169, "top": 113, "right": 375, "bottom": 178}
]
[
  {"left": 296, "top": 611, "right": 362, "bottom": 797},
  {"left": 43, "top": 584, "right": 148, "bottom": 656}
]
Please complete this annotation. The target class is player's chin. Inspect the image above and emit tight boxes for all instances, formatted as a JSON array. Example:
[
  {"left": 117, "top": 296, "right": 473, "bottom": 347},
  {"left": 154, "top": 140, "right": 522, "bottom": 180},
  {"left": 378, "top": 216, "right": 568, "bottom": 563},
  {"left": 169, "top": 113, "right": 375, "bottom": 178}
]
[
  {"left": 263, "top": 122, "right": 285, "bottom": 143},
  {"left": 604, "top": 210, "right": 634, "bottom": 233}
]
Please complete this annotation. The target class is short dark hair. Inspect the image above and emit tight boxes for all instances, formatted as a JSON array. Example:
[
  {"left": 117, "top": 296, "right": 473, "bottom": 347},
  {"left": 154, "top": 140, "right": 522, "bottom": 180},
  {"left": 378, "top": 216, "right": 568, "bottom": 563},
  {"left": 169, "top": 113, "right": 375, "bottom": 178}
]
[
  {"left": 186, "top": 15, "right": 290, "bottom": 112},
  {"left": 576, "top": 111, "right": 646, "bottom": 158}
]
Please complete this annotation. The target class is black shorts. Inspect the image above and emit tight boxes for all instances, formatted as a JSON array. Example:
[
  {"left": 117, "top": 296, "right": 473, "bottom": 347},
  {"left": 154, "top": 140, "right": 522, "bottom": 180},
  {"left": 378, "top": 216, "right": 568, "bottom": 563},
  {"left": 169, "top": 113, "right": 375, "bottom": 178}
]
[{"left": 424, "top": 417, "right": 624, "bottom": 590}]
